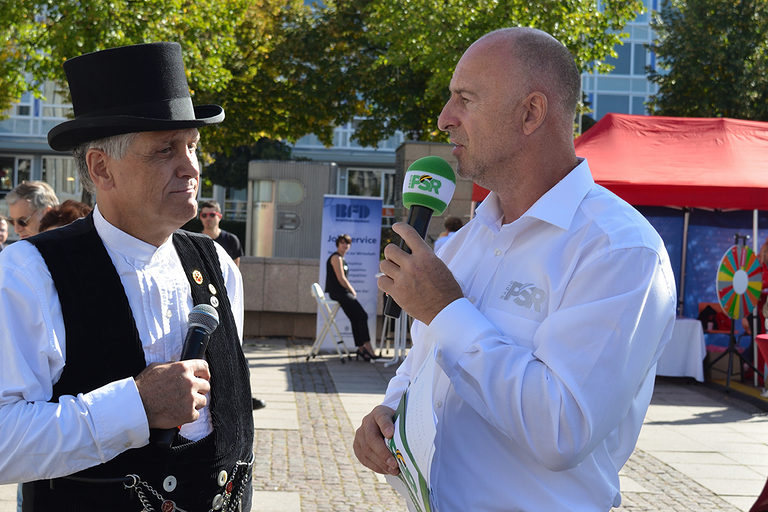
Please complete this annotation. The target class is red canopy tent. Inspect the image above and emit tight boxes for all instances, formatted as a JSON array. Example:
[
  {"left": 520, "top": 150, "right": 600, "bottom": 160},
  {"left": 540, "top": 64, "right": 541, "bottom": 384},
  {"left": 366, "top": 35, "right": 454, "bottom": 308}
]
[
  {"left": 574, "top": 113, "right": 768, "bottom": 209},
  {"left": 471, "top": 113, "right": 768, "bottom": 208}
]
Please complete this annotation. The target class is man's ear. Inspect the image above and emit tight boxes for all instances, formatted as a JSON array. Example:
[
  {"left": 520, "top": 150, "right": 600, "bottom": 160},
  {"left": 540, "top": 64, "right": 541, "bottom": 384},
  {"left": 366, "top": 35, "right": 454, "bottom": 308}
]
[
  {"left": 85, "top": 148, "right": 114, "bottom": 191},
  {"left": 521, "top": 91, "right": 547, "bottom": 135}
]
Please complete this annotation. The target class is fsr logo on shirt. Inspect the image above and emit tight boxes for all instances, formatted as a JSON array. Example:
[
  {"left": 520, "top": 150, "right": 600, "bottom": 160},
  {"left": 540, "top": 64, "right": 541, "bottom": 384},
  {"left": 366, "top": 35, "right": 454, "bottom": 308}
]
[{"left": 501, "top": 281, "right": 547, "bottom": 312}]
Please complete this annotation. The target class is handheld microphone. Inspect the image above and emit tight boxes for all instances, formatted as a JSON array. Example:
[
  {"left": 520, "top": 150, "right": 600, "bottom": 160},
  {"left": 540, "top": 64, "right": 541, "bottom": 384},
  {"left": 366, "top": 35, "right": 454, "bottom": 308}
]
[
  {"left": 150, "top": 304, "right": 220, "bottom": 448},
  {"left": 384, "top": 156, "right": 456, "bottom": 319}
]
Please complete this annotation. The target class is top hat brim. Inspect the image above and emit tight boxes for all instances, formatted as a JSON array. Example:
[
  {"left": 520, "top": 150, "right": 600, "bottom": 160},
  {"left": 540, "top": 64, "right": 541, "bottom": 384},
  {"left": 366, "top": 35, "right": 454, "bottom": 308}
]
[{"left": 48, "top": 104, "right": 224, "bottom": 152}]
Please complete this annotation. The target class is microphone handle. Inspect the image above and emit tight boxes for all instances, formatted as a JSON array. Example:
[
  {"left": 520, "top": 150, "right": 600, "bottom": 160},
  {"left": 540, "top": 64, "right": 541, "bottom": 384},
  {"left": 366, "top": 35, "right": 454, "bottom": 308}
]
[
  {"left": 384, "top": 205, "right": 434, "bottom": 318},
  {"left": 150, "top": 326, "right": 212, "bottom": 448}
]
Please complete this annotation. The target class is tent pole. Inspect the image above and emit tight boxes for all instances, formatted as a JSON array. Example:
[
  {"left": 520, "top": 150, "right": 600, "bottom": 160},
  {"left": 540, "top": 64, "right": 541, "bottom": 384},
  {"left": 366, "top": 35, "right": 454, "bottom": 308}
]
[
  {"left": 754, "top": 209, "right": 759, "bottom": 387},
  {"left": 678, "top": 208, "right": 690, "bottom": 317}
]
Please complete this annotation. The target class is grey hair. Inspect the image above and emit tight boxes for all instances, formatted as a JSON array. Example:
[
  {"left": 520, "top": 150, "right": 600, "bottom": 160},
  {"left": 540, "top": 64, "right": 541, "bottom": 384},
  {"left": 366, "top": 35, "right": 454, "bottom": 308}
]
[
  {"left": 6, "top": 180, "right": 59, "bottom": 209},
  {"left": 72, "top": 133, "right": 138, "bottom": 194}
]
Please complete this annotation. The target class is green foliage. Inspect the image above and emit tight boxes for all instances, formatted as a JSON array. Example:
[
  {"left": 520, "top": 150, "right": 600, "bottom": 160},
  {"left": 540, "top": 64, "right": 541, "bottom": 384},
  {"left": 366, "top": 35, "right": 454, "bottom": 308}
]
[
  {"left": 204, "top": 137, "right": 293, "bottom": 189},
  {"left": 333, "top": 0, "right": 643, "bottom": 146},
  {"left": 1, "top": 0, "right": 255, "bottom": 118},
  {"left": 648, "top": 0, "right": 768, "bottom": 119},
  {"left": 3, "top": 0, "right": 643, "bottom": 174}
]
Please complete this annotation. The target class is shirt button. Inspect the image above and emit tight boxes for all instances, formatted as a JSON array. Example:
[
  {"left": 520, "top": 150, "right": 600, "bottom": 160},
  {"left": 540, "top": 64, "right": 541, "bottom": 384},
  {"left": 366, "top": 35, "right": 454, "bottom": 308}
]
[
  {"left": 436, "top": 401, "right": 443, "bottom": 408},
  {"left": 494, "top": 248, "right": 502, "bottom": 256},
  {"left": 436, "top": 349, "right": 442, "bottom": 359},
  {"left": 162, "top": 475, "right": 177, "bottom": 492},
  {"left": 165, "top": 309, "right": 172, "bottom": 319},
  {"left": 217, "top": 470, "right": 228, "bottom": 487}
]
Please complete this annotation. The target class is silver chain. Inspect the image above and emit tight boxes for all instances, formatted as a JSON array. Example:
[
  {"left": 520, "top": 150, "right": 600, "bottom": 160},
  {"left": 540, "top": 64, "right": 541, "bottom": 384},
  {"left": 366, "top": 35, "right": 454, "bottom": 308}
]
[
  {"left": 122, "top": 456, "right": 251, "bottom": 512},
  {"left": 124, "top": 474, "right": 188, "bottom": 512},
  {"left": 221, "top": 459, "right": 252, "bottom": 512}
]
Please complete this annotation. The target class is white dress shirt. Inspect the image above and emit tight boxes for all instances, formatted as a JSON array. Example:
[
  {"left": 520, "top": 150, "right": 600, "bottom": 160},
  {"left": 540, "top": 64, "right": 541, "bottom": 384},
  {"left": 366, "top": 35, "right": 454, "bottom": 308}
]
[
  {"left": 383, "top": 160, "right": 677, "bottom": 511},
  {"left": 0, "top": 206, "right": 243, "bottom": 484}
]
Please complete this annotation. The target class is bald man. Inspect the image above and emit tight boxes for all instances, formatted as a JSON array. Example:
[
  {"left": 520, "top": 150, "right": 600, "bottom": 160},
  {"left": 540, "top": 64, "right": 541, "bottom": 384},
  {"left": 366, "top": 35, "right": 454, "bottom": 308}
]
[{"left": 354, "top": 27, "right": 676, "bottom": 511}]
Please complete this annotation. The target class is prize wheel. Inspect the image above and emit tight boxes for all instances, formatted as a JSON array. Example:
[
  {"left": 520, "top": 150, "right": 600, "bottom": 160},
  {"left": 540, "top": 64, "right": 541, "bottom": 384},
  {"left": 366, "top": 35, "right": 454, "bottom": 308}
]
[{"left": 716, "top": 244, "right": 763, "bottom": 319}]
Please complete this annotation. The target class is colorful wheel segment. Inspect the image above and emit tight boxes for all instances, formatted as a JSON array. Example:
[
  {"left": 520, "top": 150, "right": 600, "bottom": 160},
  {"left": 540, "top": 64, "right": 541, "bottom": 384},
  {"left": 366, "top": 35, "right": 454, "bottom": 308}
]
[{"left": 716, "top": 245, "right": 763, "bottom": 319}]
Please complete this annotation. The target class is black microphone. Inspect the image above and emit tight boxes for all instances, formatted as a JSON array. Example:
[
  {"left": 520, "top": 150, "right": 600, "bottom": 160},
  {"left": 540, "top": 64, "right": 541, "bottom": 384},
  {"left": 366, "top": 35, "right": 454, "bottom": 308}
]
[
  {"left": 150, "top": 304, "right": 219, "bottom": 448},
  {"left": 384, "top": 156, "right": 456, "bottom": 318}
]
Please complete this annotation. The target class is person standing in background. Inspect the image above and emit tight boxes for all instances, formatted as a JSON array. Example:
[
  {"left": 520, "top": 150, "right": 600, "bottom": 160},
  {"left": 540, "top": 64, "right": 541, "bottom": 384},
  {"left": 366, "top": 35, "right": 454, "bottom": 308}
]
[
  {"left": 197, "top": 199, "right": 266, "bottom": 410},
  {"left": 199, "top": 200, "right": 243, "bottom": 266},
  {"left": 38, "top": 199, "right": 93, "bottom": 232},
  {"left": 6, "top": 181, "right": 59, "bottom": 239},
  {"left": 0, "top": 216, "right": 7, "bottom": 251},
  {"left": 433, "top": 216, "right": 464, "bottom": 253}
]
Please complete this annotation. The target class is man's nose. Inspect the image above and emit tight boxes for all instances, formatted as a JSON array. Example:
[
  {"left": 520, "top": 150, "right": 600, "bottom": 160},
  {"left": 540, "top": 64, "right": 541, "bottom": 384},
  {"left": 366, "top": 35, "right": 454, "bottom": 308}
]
[
  {"left": 437, "top": 98, "right": 457, "bottom": 132},
  {"left": 178, "top": 148, "right": 200, "bottom": 178}
]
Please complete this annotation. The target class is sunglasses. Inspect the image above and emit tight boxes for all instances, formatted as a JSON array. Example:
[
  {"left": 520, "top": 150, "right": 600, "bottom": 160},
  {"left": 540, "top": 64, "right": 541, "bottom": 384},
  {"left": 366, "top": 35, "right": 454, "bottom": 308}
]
[
  {"left": 200, "top": 212, "right": 222, "bottom": 219},
  {"left": 8, "top": 212, "right": 35, "bottom": 228}
]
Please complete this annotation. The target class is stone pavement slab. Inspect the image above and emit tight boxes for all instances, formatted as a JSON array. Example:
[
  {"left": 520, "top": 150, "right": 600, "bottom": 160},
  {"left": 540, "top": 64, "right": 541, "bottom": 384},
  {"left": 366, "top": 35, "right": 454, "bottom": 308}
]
[{"left": 3, "top": 340, "right": 767, "bottom": 512}]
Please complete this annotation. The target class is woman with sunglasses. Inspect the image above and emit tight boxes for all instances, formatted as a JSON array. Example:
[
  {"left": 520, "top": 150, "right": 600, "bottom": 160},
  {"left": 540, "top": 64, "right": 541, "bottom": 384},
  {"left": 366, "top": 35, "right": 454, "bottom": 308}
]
[
  {"left": 326, "top": 233, "right": 378, "bottom": 361},
  {"left": 6, "top": 181, "right": 59, "bottom": 239}
]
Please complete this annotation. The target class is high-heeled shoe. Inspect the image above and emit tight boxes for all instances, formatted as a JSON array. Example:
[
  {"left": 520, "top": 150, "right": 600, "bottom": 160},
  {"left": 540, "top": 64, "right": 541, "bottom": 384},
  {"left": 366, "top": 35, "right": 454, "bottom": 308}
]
[
  {"left": 356, "top": 347, "right": 381, "bottom": 361},
  {"left": 356, "top": 348, "right": 372, "bottom": 362}
]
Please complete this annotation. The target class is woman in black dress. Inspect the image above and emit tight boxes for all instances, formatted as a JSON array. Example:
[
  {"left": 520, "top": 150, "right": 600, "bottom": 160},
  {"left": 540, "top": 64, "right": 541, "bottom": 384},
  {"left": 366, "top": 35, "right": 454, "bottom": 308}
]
[{"left": 325, "top": 234, "right": 378, "bottom": 360}]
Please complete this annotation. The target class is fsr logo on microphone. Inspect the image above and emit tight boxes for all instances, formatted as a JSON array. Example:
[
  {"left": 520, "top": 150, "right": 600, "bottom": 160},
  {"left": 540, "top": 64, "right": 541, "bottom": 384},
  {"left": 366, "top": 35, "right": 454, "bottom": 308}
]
[{"left": 407, "top": 174, "right": 442, "bottom": 194}]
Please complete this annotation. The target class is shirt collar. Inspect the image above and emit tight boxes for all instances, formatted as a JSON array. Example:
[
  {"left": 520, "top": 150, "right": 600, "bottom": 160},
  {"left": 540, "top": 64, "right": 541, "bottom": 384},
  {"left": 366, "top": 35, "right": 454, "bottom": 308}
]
[
  {"left": 475, "top": 158, "right": 594, "bottom": 231},
  {"left": 93, "top": 204, "right": 175, "bottom": 265}
]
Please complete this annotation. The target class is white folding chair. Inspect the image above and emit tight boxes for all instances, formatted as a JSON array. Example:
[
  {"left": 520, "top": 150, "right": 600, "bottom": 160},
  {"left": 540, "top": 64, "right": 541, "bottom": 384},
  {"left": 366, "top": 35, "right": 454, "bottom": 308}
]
[
  {"left": 307, "top": 283, "right": 351, "bottom": 362},
  {"left": 377, "top": 310, "right": 409, "bottom": 367}
]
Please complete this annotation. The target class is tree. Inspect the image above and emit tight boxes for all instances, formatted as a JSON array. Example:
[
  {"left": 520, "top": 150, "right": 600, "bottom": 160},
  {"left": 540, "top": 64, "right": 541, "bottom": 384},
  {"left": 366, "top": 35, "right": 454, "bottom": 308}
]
[
  {"left": 3, "top": 0, "right": 645, "bottom": 160},
  {"left": 318, "top": 0, "right": 645, "bottom": 146},
  {"left": 203, "top": 137, "right": 292, "bottom": 190},
  {"left": 648, "top": 0, "right": 768, "bottom": 119},
  {"left": 0, "top": 0, "right": 262, "bottom": 120},
  {"left": 197, "top": 0, "right": 647, "bottom": 150}
]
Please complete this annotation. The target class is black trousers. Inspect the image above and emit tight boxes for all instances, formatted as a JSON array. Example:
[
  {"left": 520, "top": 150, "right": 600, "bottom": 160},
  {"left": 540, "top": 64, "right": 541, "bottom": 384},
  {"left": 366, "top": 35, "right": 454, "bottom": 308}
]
[{"left": 330, "top": 291, "right": 370, "bottom": 347}]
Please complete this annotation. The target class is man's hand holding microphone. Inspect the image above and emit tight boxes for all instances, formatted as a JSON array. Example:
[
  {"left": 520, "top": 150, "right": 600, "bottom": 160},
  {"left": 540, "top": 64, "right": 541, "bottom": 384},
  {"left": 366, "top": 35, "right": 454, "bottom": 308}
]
[
  {"left": 136, "top": 304, "right": 220, "bottom": 447},
  {"left": 380, "top": 155, "right": 464, "bottom": 325},
  {"left": 354, "top": 156, "right": 463, "bottom": 476}
]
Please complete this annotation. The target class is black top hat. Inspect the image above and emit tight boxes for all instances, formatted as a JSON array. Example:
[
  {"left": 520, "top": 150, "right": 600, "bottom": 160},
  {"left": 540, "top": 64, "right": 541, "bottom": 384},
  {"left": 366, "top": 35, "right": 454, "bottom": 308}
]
[{"left": 47, "top": 42, "right": 224, "bottom": 151}]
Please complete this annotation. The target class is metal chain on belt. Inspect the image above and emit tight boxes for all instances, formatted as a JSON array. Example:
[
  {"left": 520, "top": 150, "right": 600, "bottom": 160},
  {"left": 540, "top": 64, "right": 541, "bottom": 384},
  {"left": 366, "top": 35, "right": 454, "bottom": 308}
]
[
  {"left": 121, "top": 456, "right": 252, "bottom": 512},
  {"left": 124, "top": 474, "right": 189, "bottom": 512},
  {"left": 219, "top": 459, "right": 253, "bottom": 512}
]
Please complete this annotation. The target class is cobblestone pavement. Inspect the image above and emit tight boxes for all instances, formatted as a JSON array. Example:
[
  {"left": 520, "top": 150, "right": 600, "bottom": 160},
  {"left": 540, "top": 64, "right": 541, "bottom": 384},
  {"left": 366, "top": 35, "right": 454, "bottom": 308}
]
[
  {"left": 4, "top": 339, "right": 760, "bottom": 511},
  {"left": 244, "top": 339, "right": 765, "bottom": 511},
  {"left": 616, "top": 448, "right": 741, "bottom": 511},
  {"left": 251, "top": 341, "right": 405, "bottom": 512}
]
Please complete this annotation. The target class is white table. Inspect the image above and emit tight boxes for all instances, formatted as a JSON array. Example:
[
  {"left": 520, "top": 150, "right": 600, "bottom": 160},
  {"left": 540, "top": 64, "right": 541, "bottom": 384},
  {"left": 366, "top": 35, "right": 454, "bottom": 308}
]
[{"left": 656, "top": 317, "right": 706, "bottom": 382}]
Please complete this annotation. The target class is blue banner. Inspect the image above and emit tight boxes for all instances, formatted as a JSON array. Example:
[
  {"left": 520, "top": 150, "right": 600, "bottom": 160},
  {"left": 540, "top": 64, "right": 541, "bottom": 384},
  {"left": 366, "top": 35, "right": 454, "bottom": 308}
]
[{"left": 317, "top": 195, "right": 382, "bottom": 351}]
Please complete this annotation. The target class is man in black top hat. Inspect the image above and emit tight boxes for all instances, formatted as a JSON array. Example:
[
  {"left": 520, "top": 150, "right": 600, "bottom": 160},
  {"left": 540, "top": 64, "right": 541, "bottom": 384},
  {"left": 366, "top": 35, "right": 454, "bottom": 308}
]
[{"left": 0, "top": 42, "right": 254, "bottom": 512}]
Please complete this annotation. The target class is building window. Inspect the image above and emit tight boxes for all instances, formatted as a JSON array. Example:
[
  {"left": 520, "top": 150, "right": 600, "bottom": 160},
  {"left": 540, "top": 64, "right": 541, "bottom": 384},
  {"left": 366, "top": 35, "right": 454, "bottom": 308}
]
[
  {"left": 633, "top": 44, "right": 647, "bottom": 75},
  {"left": 0, "top": 155, "right": 32, "bottom": 195},
  {"left": 338, "top": 167, "right": 396, "bottom": 226},
  {"left": 348, "top": 169, "right": 381, "bottom": 197},
  {"left": 596, "top": 94, "right": 630, "bottom": 119},
  {"left": 42, "top": 156, "right": 79, "bottom": 197},
  {"left": 608, "top": 43, "right": 632, "bottom": 75}
]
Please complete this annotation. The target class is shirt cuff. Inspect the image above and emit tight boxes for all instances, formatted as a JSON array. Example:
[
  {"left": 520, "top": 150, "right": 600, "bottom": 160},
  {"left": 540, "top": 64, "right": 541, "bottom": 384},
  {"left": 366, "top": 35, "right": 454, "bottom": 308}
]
[
  {"left": 81, "top": 377, "right": 150, "bottom": 458},
  {"left": 425, "top": 297, "right": 501, "bottom": 373}
]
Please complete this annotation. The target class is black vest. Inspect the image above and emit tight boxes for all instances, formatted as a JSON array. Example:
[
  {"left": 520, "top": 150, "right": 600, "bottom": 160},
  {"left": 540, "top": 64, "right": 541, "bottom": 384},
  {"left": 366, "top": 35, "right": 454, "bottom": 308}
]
[{"left": 22, "top": 215, "right": 254, "bottom": 512}]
